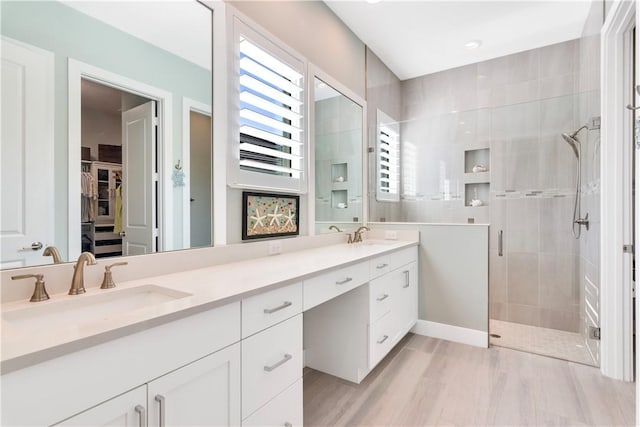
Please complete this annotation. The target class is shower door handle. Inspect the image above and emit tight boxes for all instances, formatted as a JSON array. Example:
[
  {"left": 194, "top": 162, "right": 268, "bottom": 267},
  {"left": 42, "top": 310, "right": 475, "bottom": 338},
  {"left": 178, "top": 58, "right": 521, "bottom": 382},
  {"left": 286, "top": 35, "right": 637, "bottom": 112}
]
[{"left": 498, "top": 230, "right": 503, "bottom": 257}]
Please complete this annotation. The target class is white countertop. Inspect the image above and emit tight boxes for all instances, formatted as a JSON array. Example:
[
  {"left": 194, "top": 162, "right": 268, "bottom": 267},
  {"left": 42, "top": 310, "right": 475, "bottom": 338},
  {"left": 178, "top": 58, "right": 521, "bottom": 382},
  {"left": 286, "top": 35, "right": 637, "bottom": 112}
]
[{"left": 1, "top": 239, "right": 417, "bottom": 373}]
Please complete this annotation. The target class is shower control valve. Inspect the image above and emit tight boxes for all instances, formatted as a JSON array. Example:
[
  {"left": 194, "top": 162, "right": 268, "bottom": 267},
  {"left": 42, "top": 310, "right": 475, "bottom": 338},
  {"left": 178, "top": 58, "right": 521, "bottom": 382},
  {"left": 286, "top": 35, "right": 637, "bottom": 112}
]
[{"left": 574, "top": 213, "right": 590, "bottom": 231}]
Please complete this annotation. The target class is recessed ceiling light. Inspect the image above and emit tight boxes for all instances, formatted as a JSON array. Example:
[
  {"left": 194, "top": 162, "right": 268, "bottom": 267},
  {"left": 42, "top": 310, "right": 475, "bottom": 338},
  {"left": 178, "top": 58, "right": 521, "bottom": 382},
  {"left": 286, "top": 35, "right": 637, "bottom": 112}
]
[
  {"left": 366, "top": 0, "right": 382, "bottom": 4},
  {"left": 465, "top": 40, "right": 482, "bottom": 49}
]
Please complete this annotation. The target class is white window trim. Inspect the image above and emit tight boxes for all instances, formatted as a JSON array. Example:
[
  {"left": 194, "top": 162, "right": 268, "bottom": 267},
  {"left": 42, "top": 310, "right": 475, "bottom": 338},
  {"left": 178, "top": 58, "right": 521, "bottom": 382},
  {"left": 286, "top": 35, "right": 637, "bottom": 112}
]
[
  {"left": 226, "top": 9, "right": 308, "bottom": 194},
  {"left": 376, "top": 109, "right": 400, "bottom": 203}
]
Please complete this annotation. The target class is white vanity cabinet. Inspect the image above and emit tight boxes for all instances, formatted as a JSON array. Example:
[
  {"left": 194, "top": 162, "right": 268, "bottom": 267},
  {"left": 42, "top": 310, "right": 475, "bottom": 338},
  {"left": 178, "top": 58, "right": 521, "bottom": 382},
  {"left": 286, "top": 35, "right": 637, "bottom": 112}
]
[
  {"left": 368, "top": 259, "right": 418, "bottom": 370},
  {"left": 55, "top": 386, "right": 147, "bottom": 427},
  {"left": 2, "top": 303, "right": 241, "bottom": 427},
  {"left": 2, "top": 241, "right": 419, "bottom": 427},
  {"left": 304, "top": 246, "right": 419, "bottom": 383}
]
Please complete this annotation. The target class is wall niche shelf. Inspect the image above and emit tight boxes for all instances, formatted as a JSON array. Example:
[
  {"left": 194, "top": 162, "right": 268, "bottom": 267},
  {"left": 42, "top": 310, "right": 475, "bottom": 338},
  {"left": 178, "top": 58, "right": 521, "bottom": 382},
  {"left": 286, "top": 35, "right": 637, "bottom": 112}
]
[
  {"left": 331, "top": 190, "right": 348, "bottom": 209},
  {"left": 331, "top": 163, "right": 348, "bottom": 183},
  {"left": 464, "top": 148, "right": 490, "bottom": 174},
  {"left": 465, "top": 182, "right": 490, "bottom": 207}
]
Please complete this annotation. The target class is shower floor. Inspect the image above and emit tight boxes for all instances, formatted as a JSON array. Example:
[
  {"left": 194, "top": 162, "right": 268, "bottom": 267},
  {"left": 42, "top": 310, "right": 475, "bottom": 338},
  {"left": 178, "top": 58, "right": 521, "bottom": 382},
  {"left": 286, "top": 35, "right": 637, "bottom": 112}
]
[{"left": 490, "top": 319, "right": 596, "bottom": 366}]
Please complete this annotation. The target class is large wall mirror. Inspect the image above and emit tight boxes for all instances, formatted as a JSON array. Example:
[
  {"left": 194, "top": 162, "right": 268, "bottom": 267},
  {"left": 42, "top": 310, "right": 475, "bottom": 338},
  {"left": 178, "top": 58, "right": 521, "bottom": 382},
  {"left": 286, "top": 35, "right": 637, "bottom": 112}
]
[
  {"left": 311, "top": 68, "right": 367, "bottom": 233},
  {"left": 1, "top": 1, "right": 213, "bottom": 268}
]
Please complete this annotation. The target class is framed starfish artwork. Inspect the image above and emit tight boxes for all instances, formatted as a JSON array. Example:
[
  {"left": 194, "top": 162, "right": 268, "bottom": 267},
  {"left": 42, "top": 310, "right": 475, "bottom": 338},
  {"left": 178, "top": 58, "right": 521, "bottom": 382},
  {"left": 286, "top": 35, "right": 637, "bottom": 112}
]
[{"left": 242, "top": 192, "right": 300, "bottom": 240}]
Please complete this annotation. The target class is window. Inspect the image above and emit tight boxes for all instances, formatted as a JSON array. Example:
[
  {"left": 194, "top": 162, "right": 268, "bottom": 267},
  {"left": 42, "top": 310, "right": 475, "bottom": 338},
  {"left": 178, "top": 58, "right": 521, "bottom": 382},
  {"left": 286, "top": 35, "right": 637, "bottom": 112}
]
[
  {"left": 376, "top": 109, "right": 400, "bottom": 202},
  {"left": 231, "top": 21, "right": 306, "bottom": 192}
]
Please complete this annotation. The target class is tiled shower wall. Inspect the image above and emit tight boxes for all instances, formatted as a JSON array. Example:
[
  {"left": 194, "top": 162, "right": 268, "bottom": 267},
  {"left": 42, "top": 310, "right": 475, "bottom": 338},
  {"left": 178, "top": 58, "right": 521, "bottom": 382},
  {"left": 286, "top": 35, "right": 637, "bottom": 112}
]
[{"left": 399, "top": 36, "right": 600, "bottom": 334}]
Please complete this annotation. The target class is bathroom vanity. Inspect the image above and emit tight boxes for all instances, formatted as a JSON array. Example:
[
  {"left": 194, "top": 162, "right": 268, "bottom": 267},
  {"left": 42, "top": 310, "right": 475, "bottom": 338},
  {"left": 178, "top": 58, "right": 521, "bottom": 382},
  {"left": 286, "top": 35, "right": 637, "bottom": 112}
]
[{"left": 1, "top": 237, "right": 418, "bottom": 426}]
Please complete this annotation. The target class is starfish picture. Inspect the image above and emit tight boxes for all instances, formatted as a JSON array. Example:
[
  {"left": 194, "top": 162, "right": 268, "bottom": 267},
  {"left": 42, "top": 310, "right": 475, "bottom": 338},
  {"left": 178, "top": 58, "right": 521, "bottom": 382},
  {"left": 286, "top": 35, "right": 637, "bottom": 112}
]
[
  {"left": 250, "top": 207, "right": 266, "bottom": 229},
  {"left": 284, "top": 208, "right": 295, "bottom": 226},
  {"left": 268, "top": 204, "right": 283, "bottom": 226}
]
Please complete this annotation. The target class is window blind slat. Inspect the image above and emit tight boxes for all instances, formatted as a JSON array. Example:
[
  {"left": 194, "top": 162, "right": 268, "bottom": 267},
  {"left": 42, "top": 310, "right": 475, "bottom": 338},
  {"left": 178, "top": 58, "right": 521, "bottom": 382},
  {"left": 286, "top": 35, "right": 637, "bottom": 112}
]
[
  {"left": 240, "top": 75, "right": 302, "bottom": 108},
  {"left": 239, "top": 142, "right": 301, "bottom": 161},
  {"left": 239, "top": 159, "right": 300, "bottom": 175},
  {"left": 240, "top": 38, "right": 302, "bottom": 81},
  {"left": 240, "top": 91, "right": 302, "bottom": 122},
  {"left": 240, "top": 125, "right": 301, "bottom": 148},
  {"left": 240, "top": 109, "right": 301, "bottom": 137},
  {"left": 240, "top": 56, "right": 302, "bottom": 97}
]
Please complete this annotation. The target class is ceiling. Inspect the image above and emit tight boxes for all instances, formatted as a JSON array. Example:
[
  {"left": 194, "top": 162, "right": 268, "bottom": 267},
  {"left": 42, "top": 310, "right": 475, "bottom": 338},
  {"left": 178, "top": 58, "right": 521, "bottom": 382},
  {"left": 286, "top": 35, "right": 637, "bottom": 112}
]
[{"left": 325, "top": 1, "right": 593, "bottom": 80}]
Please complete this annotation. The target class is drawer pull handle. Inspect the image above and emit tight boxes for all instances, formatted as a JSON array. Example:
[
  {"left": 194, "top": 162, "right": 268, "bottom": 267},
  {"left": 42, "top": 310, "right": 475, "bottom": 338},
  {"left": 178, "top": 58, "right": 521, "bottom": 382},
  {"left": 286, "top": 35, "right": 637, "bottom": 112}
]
[
  {"left": 264, "top": 353, "right": 292, "bottom": 372},
  {"left": 264, "top": 301, "right": 293, "bottom": 314},
  {"left": 377, "top": 335, "right": 389, "bottom": 344},
  {"left": 377, "top": 294, "right": 389, "bottom": 301},
  {"left": 134, "top": 405, "right": 146, "bottom": 427},
  {"left": 403, "top": 270, "right": 410, "bottom": 288},
  {"left": 376, "top": 263, "right": 388, "bottom": 269},
  {"left": 336, "top": 277, "right": 353, "bottom": 285},
  {"left": 155, "top": 395, "right": 166, "bottom": 427},
  {"left": 284, "top": 423, "right": 293, "bottom": 427}
]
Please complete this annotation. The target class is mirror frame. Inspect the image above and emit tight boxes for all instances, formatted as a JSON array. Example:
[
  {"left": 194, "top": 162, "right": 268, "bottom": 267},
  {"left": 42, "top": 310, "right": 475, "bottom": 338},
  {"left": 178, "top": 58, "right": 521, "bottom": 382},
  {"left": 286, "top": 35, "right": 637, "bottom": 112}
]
[{"left": 307, "top": 63, "right": 368, "bottom": 234}]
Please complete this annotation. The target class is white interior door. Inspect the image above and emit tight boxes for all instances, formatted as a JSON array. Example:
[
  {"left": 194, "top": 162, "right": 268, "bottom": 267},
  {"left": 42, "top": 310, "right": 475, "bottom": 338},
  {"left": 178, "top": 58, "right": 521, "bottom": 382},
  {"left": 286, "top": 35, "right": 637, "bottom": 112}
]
[
  {"left": 122, "top": 100, "right": 157, "bottom": 256},
  {"left": 0, "top": 38, "right": 54, "bottom": 268}
]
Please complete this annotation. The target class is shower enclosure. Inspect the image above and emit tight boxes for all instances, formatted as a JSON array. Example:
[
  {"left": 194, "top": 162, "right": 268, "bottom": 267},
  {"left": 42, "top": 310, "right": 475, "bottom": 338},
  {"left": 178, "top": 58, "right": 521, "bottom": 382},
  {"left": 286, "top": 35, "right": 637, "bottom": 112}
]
[{"left": 368, "top": 35, "right": 602, "bottom": 366}]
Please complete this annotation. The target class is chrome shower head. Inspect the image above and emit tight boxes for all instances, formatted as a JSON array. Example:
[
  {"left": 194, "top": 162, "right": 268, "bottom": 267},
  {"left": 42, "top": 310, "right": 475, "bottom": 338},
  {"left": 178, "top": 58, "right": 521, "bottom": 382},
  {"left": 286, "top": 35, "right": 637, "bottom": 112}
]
[
  {"left": 562, "top": 133, "right": 580, "bottom": 158},
  {"left": 561, "top": 125, "right": 588, "bottom": 159}
]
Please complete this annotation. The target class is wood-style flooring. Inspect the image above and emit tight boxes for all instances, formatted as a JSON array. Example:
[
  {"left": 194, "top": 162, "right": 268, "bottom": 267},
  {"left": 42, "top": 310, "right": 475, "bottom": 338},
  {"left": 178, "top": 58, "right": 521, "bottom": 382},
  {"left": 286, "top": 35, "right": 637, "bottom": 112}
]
[{"left": 303, "top": 334, "right": 634, "bottom": 426}]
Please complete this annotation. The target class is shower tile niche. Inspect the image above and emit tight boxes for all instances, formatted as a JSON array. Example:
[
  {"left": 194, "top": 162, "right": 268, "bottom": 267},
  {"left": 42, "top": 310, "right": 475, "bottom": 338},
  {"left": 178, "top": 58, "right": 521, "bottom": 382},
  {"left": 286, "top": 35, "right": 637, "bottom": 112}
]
[
  {"left": 465, "top": 182, "right": 490, "bottom": 207},
  {"left": 464, "top": 148, "right": 490, "bottom": 174}
]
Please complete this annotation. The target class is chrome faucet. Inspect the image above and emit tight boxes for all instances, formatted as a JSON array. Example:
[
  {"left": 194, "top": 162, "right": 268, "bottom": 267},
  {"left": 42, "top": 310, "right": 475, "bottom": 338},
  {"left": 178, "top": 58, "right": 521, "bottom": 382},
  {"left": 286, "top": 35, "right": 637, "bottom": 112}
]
[
  {"left": 328, "top": 225, "right": 343, "bottom": 232},
  {"left": 43, "top": 246, "right": 63, "bottom": 264},
  {"left": 353, "top": 226, "right": 370, "bottom": 243},
  {"left": 69, "top": 252, "right": 97, "bottom": 295}
]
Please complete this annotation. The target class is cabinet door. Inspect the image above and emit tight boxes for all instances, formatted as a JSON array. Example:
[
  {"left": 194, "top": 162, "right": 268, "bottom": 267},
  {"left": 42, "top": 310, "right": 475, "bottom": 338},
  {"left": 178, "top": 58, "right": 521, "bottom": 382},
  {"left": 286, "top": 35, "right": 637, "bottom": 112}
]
[
  {"left": 55, "top": 386, "right": 146, "bottom": 427},
  {"left": 147, "top": 343, "right": 241, "bottom": 427},
  {"left": 395, "top": 262, "right": 418, "bottom": 334}
]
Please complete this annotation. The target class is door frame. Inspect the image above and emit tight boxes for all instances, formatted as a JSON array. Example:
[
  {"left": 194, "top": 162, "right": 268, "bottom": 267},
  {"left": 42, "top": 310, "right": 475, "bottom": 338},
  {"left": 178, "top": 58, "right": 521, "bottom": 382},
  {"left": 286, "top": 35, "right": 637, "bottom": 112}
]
[
  {"left": 181, "top": 97, "right": 212, "bottom": 249},
  {"left": 68, "top": 59, "right": 173, "bottom": 259},
  {"left": 600, "top": 0, "right": 635, "bottom": 382}
]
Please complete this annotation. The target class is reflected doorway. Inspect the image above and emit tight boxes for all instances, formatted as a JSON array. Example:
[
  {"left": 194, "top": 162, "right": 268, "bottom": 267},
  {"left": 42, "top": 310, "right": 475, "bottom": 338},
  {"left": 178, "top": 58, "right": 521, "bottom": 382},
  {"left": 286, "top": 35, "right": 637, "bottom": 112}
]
[
  {"left": 80, "top": 78, "right": 159, "bottom": 259},
  {"left": 188, "top": 110, "right": 212, "bottom": 248}
]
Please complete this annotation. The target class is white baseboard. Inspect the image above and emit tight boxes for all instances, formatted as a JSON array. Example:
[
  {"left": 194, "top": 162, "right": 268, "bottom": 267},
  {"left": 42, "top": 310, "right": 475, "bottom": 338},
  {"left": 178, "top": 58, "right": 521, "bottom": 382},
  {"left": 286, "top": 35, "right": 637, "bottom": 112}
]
[{"left": 411, "top": 319, "right": 488, "bottom": 348}]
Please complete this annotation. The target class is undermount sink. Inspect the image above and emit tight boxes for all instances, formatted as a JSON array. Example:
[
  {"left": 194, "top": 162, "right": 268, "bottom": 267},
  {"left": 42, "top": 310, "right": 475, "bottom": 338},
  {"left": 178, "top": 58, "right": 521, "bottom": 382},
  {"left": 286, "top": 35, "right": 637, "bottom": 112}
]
[{"left": 2, "top": 285, "right": 192, "bottom": 330}]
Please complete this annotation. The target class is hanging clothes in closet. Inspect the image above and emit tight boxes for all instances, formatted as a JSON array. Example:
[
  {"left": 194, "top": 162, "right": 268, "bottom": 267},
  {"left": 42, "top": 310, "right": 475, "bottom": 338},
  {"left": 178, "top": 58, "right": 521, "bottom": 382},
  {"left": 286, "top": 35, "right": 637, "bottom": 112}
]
[{"left": 81, "top": 167, "right": 97, "bottom": 222}]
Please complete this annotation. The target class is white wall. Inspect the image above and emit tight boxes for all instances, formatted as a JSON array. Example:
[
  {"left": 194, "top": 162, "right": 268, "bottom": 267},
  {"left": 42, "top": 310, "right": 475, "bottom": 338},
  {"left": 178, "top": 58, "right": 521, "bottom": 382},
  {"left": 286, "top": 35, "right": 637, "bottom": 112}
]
[
  {"left": 369, "top": 223, "right": 489, "bottom": 333},
  {"left": 81, "top": 108, "right": 121, "bottom": 161}
]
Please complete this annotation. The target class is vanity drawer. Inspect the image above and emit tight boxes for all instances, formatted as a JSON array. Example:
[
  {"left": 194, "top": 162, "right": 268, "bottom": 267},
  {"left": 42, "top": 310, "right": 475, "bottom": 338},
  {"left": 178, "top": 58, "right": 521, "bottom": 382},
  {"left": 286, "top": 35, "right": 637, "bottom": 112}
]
[
  {"left": 242, "top": 378, "right": 302, "bottom": 427},
  {"left": 369, "top": 247, "right": 417, "bottom": 279},
  {"left": 369, "top": 311, "right": 400, "bottom": 370},
  {"left": 303, "top": 261, "right": 369, "bottom": 310},
  {"left": 369, "top": 275, "right": 394, "bottom": 323},
  {"left": 242, "top": 314, "right": 302, "bottom": 420},
  {"left": 242, "top": 282, "right": 302, "bottom": 338}
]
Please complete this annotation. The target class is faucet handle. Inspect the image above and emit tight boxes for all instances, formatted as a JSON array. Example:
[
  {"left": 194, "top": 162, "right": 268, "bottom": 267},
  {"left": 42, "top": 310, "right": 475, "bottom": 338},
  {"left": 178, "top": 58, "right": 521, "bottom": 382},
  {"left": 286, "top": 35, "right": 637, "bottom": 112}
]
[
  {"left": 100, "top": 262, "right": 128, "bottom": 289},
  {"left": 11, "top": 274, "right": 50, "bottom": 302}
]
